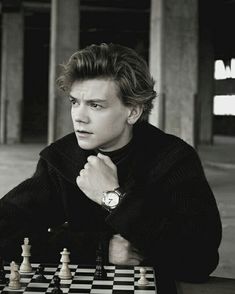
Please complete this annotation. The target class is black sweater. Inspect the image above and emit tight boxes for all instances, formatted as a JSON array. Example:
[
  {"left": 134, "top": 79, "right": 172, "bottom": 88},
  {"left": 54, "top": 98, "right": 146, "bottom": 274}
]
[{"left": 0, "top": 122, "right": 222, "bottom": 282}]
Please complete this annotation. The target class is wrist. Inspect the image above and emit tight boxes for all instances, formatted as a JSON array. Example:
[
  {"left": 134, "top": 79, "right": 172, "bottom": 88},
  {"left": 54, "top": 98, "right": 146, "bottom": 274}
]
[{"left": 101, "top": 187, "right": 126, "bottom": 212}]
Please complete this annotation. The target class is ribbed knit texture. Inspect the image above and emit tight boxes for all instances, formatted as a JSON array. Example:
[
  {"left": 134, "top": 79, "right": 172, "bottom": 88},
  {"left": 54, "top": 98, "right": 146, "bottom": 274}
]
[{"left": 0, "top": 122, "right": 222, "bottom": 282}]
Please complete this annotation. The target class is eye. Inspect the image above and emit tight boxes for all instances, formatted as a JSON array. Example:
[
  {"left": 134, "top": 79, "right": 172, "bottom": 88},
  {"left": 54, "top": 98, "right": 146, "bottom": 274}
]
[
  {"left": 69, "top": 97, "right": 78, "bottom": 106},
  {"left": 90, "top": 102, "right": 103, "bottom": 109}
]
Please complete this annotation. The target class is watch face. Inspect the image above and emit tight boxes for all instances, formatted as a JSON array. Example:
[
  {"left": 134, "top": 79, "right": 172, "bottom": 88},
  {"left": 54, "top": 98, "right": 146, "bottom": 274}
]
[{"left": 104, "top": 192, "right": 119, "bottom": 208}]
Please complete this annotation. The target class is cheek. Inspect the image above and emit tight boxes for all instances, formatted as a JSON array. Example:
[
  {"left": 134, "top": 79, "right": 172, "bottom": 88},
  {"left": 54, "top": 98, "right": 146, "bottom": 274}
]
[{"left": 71, "top": 109, "right": 76, "bottom": 122}]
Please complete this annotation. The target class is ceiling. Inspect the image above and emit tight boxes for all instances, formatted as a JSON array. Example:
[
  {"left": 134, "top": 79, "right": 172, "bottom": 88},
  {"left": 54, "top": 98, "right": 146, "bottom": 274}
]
[{"left": 0, "top": 0, "right": 235, "bottom": 60}]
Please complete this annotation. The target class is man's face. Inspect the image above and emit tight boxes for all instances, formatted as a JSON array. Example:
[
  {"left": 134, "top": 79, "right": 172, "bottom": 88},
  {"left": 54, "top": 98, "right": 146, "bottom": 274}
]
[{"left": 69, "top": 79, "right": 133, "bottom": 151}]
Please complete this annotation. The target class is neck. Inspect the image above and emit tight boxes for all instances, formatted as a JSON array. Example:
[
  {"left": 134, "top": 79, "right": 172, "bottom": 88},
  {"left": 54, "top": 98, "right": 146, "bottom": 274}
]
[{"left": 95, "top": 138, "right": 133, "bottom": 165}]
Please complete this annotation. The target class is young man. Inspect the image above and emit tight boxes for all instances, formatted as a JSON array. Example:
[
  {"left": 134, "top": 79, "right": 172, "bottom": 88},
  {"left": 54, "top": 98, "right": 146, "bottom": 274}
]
[{"left": 0, "top": 43, "right": 221, "bottom": 282}]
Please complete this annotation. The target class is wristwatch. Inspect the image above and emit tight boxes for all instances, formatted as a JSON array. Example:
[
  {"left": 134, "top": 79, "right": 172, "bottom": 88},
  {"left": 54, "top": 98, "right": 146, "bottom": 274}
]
[{"left": 101, "top": 187, "right": 125, "bottom": 212}]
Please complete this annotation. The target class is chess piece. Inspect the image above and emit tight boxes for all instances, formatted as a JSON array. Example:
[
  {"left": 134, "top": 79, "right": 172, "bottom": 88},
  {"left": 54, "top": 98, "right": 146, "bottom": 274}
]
[
  {"left": 94, "top": 245, "right": 107, "bottom": 280},
  {"left": 59, "top": 248, "right": 72, "bottom": 280},
  {"left": 137, "top": 267, "right": 149, "bottom": 286},
  {"left": 52, "top": 276, "right": 63, "bottom": 294},
  {"left": 20, "top": 237, "right": 32, "bottom": 273},
  {"left": 0, "top": 257, "right": 7, "bottom": 284},
  {"left": 8, "top": 261, "right": 21, "bottom": 290},
  {"left": 35, "top": 264, "right": 47, "bottom": 282}
]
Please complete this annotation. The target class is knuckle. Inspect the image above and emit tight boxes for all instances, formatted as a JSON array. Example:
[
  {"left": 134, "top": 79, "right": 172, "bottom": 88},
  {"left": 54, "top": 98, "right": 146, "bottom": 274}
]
[
  {"left": 79, "top": 169, "right": 86, "bottom": 176},
  {"left": 76, "top": 176, "right": 82, "bottom": 186},
  {"left": 87, "top": 155, "right": 97, "bottom": 163}
]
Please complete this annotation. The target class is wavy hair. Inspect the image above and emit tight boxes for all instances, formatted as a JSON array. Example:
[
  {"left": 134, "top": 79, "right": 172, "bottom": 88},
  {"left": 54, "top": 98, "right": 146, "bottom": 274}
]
[{"left": 57, "top": 43, "right": 156, "bottom": 121}]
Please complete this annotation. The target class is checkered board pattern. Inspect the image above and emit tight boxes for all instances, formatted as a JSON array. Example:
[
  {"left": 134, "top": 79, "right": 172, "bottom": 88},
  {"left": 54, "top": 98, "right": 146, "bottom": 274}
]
[{"left": 0, "top": 263, "right": 157, "bottom": 294}]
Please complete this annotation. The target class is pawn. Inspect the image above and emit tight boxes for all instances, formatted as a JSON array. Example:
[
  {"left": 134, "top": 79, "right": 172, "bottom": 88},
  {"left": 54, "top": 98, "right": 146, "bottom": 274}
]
[
  {"left": 8, "top": 262, "right": 21, "bottom": 290},
  {"left": 59, "top": 248, "right": 72, "bottom": 280},
  {"left": 52, "top": 276, "right": 63, "bottom": 294},
  {"left": 35, "top": 264, "right": 47, "bottom": 282},
  {"left": 137, "top": 267, "right": 149, "bottom": 286}
]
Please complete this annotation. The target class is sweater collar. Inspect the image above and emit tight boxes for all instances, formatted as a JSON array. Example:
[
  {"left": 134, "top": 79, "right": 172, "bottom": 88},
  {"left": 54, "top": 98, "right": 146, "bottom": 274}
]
[
  {"left": 39, "top": 122, "right": 180, "bottom": 185},
  {"left": 94, "top": 139, "right": 134, "bottom": 166}
]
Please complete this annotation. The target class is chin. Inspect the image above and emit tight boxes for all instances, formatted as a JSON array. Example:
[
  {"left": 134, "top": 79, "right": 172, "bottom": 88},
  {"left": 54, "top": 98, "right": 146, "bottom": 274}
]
[
  {"left": 77, "top": 142, "right": 95, "bottom": 150},
  {"left": 76, "top": 140, "right": 97, "bottom": 150}
]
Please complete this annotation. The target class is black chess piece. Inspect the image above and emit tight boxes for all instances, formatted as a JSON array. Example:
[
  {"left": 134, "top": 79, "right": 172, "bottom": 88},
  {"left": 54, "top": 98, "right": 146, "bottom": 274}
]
[
  {"left": 0, "top": 257, "right": 7, "bottom": 284},
  {"left": 52, "top": 276, "right": 63, "bottom": 294},
  {"left": 94, "top": 246, "right": 107, "bottom": 280},
  {"left": 35, "top": 264, "right": 47, "bottom": 282}
]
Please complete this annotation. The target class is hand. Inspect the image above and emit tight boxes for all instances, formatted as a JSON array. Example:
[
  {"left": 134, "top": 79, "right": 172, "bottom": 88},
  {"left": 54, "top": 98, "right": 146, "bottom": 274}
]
[
  {"left": 109, "top": 234, "right": 144, "bottom": 266},
  {"left": 76, "top": 153, "right": 119, "bottom": 205}
]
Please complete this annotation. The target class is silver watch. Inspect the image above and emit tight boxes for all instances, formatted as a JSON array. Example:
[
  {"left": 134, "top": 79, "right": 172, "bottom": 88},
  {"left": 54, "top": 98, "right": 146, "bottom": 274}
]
[{"left": 101, "top": 188, "right": 124, "bottom": 211}]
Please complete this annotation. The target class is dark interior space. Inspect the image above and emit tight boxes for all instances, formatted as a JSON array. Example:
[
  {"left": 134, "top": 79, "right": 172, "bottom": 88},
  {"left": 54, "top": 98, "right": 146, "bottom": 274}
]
[
  {"left": 80, "top": 0, "right": 150, "bottom": 61},
  {"left": 200, "top": 0, "right": 235, "bottom": 136},
  {"left": 21, "top": 0, "right": 150, "bottom": 143},
  {"left": 22, "top": 11, "right": 49, "bottom": 143},
  {"left": 19, "top": 0, "right": 235, "bottom": 142}
]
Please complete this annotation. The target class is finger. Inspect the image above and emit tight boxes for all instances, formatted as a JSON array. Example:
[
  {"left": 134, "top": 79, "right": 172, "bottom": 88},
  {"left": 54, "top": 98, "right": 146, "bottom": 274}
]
[
  {"left": 79, "top": 169, "right": 85, "bottom": 176},
  {"left": 76, "top": 175, "right": 81, "bottom": 186},
  {"left": 97, "top": 153, "right": 116, "bottom": 168},
  {"left": 129, "top": 251, "right": 144, "bottom": 262},
  {"left": 125, "top": 258, "right": 142, "bottom": 266},
  {"left": 87, "top": 155, "right": 98, "bottom": 164},
  {"left": 131, "top": 246, "right": 142, "bottom": 254},
  {"left": 84, "top": 163, "right": 89, "bottom": 170}
]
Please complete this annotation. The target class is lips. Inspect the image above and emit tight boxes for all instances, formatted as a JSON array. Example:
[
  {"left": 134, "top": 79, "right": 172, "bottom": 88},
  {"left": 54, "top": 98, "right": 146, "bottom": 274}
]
[
  {"left": 75, "top": 130, "right": 93, "bottom": 138},
  {"left": 76, "top": 130, "right": 92, "bottom": 134}
]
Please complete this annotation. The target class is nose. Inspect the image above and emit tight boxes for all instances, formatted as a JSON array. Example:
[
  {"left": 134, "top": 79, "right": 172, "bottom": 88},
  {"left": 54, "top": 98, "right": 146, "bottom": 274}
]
[{"left": 72, "top": 104, "right": 89, "bottom": 124}]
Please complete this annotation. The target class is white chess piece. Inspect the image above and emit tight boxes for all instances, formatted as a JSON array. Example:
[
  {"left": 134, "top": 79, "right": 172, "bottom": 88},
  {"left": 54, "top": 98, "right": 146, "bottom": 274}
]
[
  {"left": 20, "top": 237, "right": 32, "bottom": 273},
  {"left": 137, "top": 267, "right": 149, "bottom": 286},
  {"left": 59, "top": 248, "right": 72, "bottom": 280},
  {"left": 9, "top": 261, "right": 21, "bottom": 290}
]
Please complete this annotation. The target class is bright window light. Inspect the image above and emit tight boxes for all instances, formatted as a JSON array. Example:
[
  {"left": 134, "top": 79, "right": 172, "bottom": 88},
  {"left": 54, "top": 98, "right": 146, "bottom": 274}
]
[
  {"left": 214, "top": 95, "right": 235, "bottom": 115},
  {"left": 214, "top": 60, "right": 226, "bottom": 80},
  {"left": 214, "top": 59, "right": 235, "bottom": 80},
  {"left": 225, "top": 65, "right": 232, "bottom": 78},
  {"left": 231, "top": 59, "right": 235, "bottom": 78}
]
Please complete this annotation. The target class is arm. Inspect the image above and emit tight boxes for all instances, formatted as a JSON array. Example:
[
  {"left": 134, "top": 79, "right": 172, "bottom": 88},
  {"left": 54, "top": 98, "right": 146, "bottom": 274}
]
[
  {"left": 0, "top": 158, "right": 66, "bottom": 261},
  {"left": 106, "top": 148, "right": 222, "bottom": 280}
]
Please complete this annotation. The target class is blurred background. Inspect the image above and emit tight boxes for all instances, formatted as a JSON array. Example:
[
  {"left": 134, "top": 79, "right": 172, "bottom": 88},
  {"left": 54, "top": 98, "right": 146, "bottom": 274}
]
[{"left": 0, "top": 0, "right": 234, "bottom": 279}]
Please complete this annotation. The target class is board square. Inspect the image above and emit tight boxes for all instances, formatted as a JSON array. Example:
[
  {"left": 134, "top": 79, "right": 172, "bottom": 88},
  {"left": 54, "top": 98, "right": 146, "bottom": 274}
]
[{"left": 1, "top": 263, "right": 157, "bottom": 293}]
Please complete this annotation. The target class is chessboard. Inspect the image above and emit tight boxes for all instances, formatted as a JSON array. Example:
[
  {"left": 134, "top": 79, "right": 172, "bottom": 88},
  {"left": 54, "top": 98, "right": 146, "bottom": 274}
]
[{"left": 0, "top": 263, "right": 157, "bottom": 294}]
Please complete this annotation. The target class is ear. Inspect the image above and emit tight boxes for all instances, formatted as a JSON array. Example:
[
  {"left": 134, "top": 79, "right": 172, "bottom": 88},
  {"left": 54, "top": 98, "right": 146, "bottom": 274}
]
[{"left": 127, "top": 105, "right": 143, "bottom": 125}]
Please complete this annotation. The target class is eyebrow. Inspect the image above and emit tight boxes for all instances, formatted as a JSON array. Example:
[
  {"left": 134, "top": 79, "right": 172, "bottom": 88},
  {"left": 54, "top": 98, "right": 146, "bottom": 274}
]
[{"left": 69, "top": 95, "right": 107, "bottom": 103}]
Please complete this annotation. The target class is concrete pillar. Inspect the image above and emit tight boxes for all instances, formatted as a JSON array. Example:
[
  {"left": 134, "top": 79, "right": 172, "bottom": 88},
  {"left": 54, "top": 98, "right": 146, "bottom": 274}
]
[
  {"left": 198, "top": 7, "right": 214, "bottom": 145},
  {"left": 0, "top": 11, "right": 24, "bottom": 144},
  {"left": 149, "top": 0, "right": 198, "bottom": 147},
  {"left": 48, "top": 0, "right": 80, "bottom": 143}
]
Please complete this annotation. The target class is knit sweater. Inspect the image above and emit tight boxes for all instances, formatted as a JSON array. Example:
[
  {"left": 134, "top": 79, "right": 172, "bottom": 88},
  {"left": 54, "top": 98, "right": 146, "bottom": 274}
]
[{"left": 0, "top": 122, "right": 222, "bottom": 282}]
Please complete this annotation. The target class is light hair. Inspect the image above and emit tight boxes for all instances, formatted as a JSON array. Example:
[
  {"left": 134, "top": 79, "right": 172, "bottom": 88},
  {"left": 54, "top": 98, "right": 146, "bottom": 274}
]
[{"left": 57, "top": 43, "right": 156, "bottom": 121}]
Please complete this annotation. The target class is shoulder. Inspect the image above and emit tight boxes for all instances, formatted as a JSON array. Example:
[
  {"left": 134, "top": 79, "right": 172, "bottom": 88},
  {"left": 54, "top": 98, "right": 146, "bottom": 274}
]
[
  {"left": 39, "top": 133, "right": 88, "bottom": 184},
  {"left": 132, "top": 122, "right": 200, "bottom": 178},
  {"left": 40, "top": 133, "right": 78, "bottom": 162},
  {"left": 134, "top": 122, "right": 195, "bottom": 157}
]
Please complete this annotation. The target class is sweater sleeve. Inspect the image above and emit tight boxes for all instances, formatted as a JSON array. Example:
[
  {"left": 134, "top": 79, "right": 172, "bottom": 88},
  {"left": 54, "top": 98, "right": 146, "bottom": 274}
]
[
  {"left": 0, "top": 158, "right": 66, "bottom": 261},
  {"left": 106, "top": 147, "right": 222, "bottom": 280}
]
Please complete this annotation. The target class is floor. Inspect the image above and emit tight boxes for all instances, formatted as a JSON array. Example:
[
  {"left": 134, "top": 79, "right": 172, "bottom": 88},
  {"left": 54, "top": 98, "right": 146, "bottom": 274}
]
[{"left": 0, "top": 136, "right": 234, "bottom": 279}]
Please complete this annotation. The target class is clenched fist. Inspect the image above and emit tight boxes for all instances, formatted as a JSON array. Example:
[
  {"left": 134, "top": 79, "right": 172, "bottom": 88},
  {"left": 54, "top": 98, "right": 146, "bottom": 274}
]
[
  {"left": 76, "top": 153, "right": 119, "bottom": 205},
  {"left": 109, "top": 234, "right": 144, "bottom": 266}
]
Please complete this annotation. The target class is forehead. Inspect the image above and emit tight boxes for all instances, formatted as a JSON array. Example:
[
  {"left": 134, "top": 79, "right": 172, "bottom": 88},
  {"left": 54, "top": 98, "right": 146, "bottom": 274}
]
[{"left": 70, "top": 79, "right": 120, "bottom": 100}]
